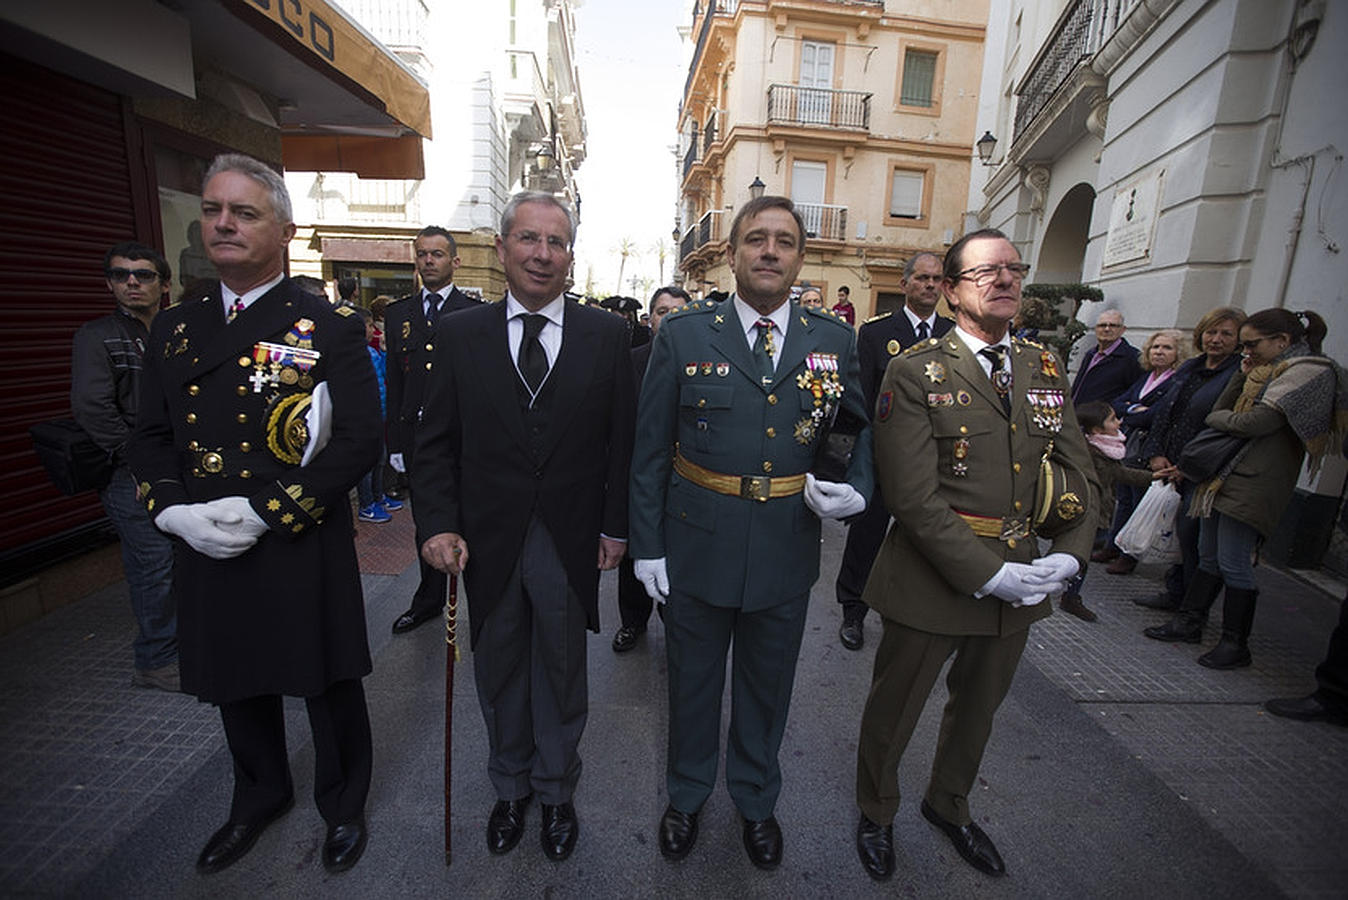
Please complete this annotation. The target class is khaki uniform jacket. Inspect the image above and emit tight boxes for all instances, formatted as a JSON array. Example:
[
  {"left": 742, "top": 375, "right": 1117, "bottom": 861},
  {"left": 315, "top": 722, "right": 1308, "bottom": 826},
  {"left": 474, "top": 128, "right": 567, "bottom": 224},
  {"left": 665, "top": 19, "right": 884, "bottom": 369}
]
[{"left": 863, "top": 335, "right": 1097, "bottom": 637}]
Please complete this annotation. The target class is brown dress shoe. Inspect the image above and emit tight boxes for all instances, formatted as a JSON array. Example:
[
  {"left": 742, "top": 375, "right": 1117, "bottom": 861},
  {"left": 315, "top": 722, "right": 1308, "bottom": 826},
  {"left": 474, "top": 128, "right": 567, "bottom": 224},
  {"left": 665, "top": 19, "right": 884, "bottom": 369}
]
[{"left": 1106, "top": 554, "right": 1138, "bottom": 575}]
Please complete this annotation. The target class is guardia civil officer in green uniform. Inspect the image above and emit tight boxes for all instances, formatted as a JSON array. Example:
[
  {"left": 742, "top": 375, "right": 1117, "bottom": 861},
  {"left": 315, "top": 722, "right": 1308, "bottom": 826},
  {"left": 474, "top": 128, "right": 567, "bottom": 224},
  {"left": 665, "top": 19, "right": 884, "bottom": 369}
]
[
  {"left": 852, "top": 228, "right": 1096, "bottom": 881},
  {"left": 129, "top": 154, "right": 381, "bottom": 876},
  {"left": 630, "top": 196, "right": 874, "bottom": 870}
]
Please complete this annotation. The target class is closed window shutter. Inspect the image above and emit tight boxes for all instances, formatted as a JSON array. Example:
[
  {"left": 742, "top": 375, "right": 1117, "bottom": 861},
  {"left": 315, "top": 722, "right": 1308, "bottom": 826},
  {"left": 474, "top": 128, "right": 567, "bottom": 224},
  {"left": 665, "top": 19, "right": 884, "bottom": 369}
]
[
  {"left": 901, "top": 50, "right": 937, "bottom": 107},
  {"left": 890, "top": 171, "right": 924, "bottom": 218}
]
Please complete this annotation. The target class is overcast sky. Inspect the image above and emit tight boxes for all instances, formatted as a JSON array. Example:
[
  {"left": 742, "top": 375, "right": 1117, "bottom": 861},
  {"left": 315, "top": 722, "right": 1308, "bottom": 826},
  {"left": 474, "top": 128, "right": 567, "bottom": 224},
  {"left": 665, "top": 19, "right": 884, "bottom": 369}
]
[{"left": 570, "top": 1, "right": 688, "bottom": 300}]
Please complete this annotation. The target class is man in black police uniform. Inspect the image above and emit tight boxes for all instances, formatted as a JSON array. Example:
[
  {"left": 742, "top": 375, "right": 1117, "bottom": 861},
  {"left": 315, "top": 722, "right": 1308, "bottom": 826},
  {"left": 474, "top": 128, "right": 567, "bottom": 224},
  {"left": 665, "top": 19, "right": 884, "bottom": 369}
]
[
  {"left": 836, "top": 251, "right": 953, "bottom": 650},
  {"left": 129, "top": 153, "right": 381, "bottom": 875},
  {"left": 385, "top": 226, "right": 479, "bottom": 634},
  {"left": 630, "top": 196, "right": 874, "bottom": 870}
]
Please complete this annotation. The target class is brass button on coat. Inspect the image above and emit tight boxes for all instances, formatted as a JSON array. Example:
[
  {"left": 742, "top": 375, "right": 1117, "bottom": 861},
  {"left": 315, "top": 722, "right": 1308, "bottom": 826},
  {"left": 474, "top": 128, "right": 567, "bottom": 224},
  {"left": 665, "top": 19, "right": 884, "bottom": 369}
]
[
  {"left": 237, "top": 413, "right": 248, "bottom": 423},
  {"left": 188, "top": 385, "right": 200, "bottom": 396},
  {"left": 186, "top": 413, "right": 197, "bottom": 424}
]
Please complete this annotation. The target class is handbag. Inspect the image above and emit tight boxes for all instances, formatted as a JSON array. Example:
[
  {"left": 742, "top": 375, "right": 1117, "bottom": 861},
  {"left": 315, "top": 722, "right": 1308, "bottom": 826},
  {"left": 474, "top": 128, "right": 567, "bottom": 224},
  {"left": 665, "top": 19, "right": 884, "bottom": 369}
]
[
  {"left": 1123, "top": 426, "right": 1149, "bottom": 464},
  {"left": 1178, "top": 427, "right": 1246, "bottom": 482},
  {"left": 1033, "top": 440, "right": 1089, "bottom": 538},
  {"left": 29, "top": 419, "right": 115, "bottom": 495},
  {"left": 1115, "top": 481, "right": 1182, "bottom": 564}
]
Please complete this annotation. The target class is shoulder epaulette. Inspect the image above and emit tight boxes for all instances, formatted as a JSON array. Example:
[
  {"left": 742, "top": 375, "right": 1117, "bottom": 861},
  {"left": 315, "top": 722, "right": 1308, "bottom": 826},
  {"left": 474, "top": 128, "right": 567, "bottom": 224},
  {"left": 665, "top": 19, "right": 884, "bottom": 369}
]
[
  {"left": 335, "top": 305, "right": 356, "bottom": 317},
  {"left": 804, "top": 304, "right": 854, "bottom": 329},
  {"left": 902, "top": 337, "right": 942, "bottom": 357},
  {"left": 1012, "top": 335, "right": 1046, "bottom": 350},
  {"left": 666, "top": 300, "right": 719, "bottom": 319},
  {"left": 863, "top": 311, "right": 893, "bottom": 324}
]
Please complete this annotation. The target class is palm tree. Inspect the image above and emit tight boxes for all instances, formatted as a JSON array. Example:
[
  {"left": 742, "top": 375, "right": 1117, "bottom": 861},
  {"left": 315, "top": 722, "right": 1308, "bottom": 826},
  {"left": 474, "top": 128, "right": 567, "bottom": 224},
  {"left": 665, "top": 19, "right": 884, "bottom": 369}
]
[
  {"left": 651, "top": 239, "right": 670, "bottom": 284},
  {"left": 614, "top": 238, "right": 637, "bottom": 295}
]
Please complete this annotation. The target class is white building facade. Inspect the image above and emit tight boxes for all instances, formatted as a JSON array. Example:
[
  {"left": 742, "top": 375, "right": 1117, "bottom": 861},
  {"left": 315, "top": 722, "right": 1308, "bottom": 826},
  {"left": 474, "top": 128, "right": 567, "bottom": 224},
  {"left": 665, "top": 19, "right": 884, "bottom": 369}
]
[{"left": 969, "top": 0, "right": 1345, "bottom": 565}]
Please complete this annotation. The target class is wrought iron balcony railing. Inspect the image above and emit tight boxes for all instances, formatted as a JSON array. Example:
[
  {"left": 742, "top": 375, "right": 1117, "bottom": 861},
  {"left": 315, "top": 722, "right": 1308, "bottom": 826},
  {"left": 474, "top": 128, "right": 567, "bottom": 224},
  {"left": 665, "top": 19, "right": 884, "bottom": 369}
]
[
  {"left": 794, "top": 202, "right": 847, "bottom": 241},
  {"left": 767, "top": 84, "right": 871, "bottom": 131}
]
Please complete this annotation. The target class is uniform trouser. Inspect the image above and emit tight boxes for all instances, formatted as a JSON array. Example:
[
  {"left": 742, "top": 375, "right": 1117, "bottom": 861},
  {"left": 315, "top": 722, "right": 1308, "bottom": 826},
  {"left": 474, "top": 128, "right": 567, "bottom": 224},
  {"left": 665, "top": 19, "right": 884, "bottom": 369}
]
[
  {"left": 616, "top": 556, "right": 654, "bottom": 631},
  {"left": 219, "top": 678, "right": 371, "bottom": 826},
  {"left": 856, "top": 619, "right": 1028, "bottom": 827},
  {"left": 664, "top": 591, "right": 809, "bottom": 821},
  {"left": 404, "top": 439, "right": 447, "bottom": 618},
  {"left": 473, "top": 516, "right": 588, "bottom": 805},
  {"left": 99, "top": 466, "right": 177, "bottom": 671},
  {"left": 835, "top": 487, "right": 889, "bottom": 620}
]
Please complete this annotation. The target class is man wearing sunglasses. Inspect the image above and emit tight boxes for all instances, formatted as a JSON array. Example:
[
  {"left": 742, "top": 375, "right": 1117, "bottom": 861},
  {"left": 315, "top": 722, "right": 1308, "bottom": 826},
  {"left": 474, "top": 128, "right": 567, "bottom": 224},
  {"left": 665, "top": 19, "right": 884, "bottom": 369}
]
[{"left": 71, "top": 243, "right": 179, "bottom": 692}]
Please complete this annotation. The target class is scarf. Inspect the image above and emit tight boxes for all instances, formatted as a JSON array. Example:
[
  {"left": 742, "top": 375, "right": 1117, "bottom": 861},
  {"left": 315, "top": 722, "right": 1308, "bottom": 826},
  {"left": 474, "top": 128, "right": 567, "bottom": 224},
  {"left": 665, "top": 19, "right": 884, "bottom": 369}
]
[
  {"left": 1087, "top": 431, "right": 1126, "bottom": 460},
  {"left": 1192, "top": 341, "right": 1348, "bottom": 516}
]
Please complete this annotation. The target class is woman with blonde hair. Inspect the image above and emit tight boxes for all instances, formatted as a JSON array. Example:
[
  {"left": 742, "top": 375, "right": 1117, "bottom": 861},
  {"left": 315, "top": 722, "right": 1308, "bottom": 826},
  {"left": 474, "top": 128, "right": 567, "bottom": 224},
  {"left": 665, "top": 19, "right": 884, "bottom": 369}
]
[
  {"left": 1094, "top": 328, "right": 1191, "bottom": 572},
  {"left": 1146, "top": 309, "right": 1347, "bottom": 668}
]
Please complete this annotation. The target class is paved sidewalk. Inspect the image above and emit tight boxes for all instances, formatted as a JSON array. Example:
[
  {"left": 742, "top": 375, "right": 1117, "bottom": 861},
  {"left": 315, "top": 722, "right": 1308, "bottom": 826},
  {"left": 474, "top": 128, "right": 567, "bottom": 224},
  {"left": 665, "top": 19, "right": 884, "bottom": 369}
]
[{"left": 0, "top": 515, "right": 1344, "bottom": 898}]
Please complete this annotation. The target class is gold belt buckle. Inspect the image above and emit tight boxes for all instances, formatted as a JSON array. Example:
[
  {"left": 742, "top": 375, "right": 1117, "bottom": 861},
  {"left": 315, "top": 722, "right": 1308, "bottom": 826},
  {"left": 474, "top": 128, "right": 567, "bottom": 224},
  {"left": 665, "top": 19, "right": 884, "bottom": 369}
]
[
  {"left": 999, "top": 517, "right": 1030, "bottom": 542},
  {"left": 740, "top": 475, "right": 770, "bottom": 502}
]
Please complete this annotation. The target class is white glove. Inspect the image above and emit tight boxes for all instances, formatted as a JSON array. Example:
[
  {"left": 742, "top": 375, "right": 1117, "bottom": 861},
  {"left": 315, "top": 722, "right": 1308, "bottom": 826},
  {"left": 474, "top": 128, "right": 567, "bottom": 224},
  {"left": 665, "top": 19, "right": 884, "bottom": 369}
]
[
  {"left": 634, "top": 558, "right": 670, "bottom": 604},
  {"left": 389, "top": 452, "right": 406, "bottom": 473},
  {"left": 982, "top": 562, "right": 1060, "bottom": 605},
  {"left": 300, "top": 381, "right": 331, "bottom": 467},
  {"left": 802, "top": 473, "right": 866, "bottom": 520},
  {"left": 154, "top": 504, "right": 258, "bottom": 560},
  {"left": 202, "top": 496, "right": 268, "bottom": 542},
  {"left": 1028, "top": 552, "right": 1079, "bottom": 585}
]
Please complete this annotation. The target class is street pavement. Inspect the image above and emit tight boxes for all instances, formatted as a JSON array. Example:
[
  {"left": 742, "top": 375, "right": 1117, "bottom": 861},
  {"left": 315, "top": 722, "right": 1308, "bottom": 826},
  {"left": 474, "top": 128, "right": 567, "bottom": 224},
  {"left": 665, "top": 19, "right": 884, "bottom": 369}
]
[{"left": 1, "top": 509, "right": 1344, "bottom": 898}]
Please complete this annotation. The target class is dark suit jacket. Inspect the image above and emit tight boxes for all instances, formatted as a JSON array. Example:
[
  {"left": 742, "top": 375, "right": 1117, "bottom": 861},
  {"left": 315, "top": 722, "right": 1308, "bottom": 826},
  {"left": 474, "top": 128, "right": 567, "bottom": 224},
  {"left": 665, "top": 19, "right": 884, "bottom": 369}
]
[
  {"left": 857, "top": 309, "right": 955, "bottom": 410},
  {"left": 412, "top": 298, "right": 636, "bottom": 647},
  {"left": 1071, "top": 338, "right": 1141, "bottom": 406},
  {"left": 629, "top": 299, "right": 874, "bottom": 610},
  {"left": 384, "top": 286, "right": 479, "bottom": 456},
  {"left": 128, "top": 279, "right": 381, "bottom": 702}
]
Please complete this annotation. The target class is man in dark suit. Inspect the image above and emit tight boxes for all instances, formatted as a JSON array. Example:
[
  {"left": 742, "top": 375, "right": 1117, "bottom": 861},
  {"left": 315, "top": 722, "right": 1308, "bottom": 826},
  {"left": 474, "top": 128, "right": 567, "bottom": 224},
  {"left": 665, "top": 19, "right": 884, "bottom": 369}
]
[
  {"left": 413, "top": 192, "right": 635, "bottom": 862},
  {"left": 852, "top": 228, "right": 1095, "bottom": 882},
  {"left": 630, "top": 196, "right": 874, "bottom": 870},
  {"left": 129, "top": 153, "right": 381, "bottom": 875},
  {"left": 1070, "top": 309, "right": 1140, "bottom": 405},
  {"left": 611, "top": 285, "right": 689, "bottom": 653},
  {"left": 836, "top": 251, "right": 953, "bottom": 650},
  {"left": 385, "top": 226, "right": 480, "bottom": 634}
]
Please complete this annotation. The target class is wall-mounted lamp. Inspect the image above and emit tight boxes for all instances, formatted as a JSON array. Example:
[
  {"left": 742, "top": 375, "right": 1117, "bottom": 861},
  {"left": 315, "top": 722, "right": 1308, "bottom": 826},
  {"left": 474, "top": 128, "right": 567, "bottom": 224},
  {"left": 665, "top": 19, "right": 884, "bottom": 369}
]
[
  {"left": 535, "top": 141, "right": 556, "bottom": 171},
  {"left": 976, "top": 131, "right": 998, "bottom": 166},
  {"left": 748, "top": 176, "right": 766, "bottom": 199}
]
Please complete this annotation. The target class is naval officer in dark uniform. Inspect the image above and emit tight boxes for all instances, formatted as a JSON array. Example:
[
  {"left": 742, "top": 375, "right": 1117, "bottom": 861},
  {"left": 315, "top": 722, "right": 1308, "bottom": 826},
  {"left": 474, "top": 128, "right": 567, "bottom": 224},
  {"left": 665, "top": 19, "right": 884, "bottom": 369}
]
[
  {"left": 836, "top": 250, "right": 953, "bottom": 649},
  {"left": 630, "top": 196, "right": 874, "bottom": 870},
  {"left": 852, "top": 228, "right": 1096, "bottom": 881},
  {"left": 129, "top": 153, "right": 381, "bottom": 876},
  {"left": 384, "top": 226, "right": 479, "bottom": 634}
]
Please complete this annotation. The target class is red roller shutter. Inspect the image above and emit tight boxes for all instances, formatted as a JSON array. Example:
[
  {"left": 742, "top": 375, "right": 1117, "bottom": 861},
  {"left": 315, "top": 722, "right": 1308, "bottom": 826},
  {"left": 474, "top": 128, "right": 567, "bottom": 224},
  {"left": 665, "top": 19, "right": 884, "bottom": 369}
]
[{"left": 0, "top": 53, "right": 137, "bottom": 566}]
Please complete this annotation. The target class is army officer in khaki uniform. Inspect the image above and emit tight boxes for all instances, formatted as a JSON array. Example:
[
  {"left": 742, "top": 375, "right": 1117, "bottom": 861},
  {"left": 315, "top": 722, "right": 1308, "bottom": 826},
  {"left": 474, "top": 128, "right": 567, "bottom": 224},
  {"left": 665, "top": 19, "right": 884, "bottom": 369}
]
[{"left": 852, "top": 228, "right": 1096, "bottom": 881}]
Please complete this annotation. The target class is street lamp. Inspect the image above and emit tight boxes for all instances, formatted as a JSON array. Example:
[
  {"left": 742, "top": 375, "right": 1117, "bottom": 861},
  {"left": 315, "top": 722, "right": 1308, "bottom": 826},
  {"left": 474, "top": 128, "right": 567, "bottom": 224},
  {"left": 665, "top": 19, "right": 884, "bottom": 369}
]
[
  {"left": 535, "top": 141, "right": 556, "bottom": 171},
  {"left": 976, "top": 131, "right": 998, "bottom": 166},
  {"left": 748, "top": 176, "right": 766, "bottom": 199}
]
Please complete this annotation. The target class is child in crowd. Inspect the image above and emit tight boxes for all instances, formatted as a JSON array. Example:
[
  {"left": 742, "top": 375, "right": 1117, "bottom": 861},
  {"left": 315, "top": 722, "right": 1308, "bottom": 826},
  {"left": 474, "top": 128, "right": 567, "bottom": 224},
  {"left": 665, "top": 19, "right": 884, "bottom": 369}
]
[
  {"left": 355, "top": 306, "right": 401, "bottom": 522},
  {"left": 1059, "top": 400, "right": 1157, "bottom": 621}
]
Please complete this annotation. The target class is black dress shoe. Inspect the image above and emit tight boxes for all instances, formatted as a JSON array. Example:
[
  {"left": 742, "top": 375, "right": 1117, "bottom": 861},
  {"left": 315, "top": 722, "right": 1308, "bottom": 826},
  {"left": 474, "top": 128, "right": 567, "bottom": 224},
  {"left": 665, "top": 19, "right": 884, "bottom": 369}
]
[
  {"left": 855, "top": 815, "right": 894, "bottom": 881},
  {"left": 612, "top": 626, "right": 645, "bottom": 653},
  {"left": 742, "top": 815, "right": 782, "bottom": 870},
  {"left": 196, "top": 797, "right": 293, "bottom": 874},
  {"left": 921, "top": 800, "right": 1005, "bottom": 876},
  {"left": 322, "top": 818, "right": 367, "bottom": 873},
  {"left": 486, "top": 796, "right": 531, "bottom": 855},
  {"left": 540, "top": 802, "right": 578, "bottom": 861},
  {"left": 840, "top": 620, "right": 864, "bottom": 651},
  {"left": 1143, "top": 612, "right": 1203, "bottom": 643},
  {"left": 1134, "top": 592, "right": 1180, "bottom": 610},
  {"left": 1265, "top": 693, "right": 1348, "bottom": 725},
  {"left": 391, "top": 607, "right": 439, "bottom": 635},
  {"left": 658, "top": 805, "right": 699, "bottom": 861}
]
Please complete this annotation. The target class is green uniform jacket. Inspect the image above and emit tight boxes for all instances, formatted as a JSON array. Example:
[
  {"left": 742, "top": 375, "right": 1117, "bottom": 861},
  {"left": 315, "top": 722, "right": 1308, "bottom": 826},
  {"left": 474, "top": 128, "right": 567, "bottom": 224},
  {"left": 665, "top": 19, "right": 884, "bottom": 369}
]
[
  {"left": 630, "top": 298, "right": 875, "bottom": 609},
  {"left": 863, "top": 334, "right": 1097, "bottom": 637}
]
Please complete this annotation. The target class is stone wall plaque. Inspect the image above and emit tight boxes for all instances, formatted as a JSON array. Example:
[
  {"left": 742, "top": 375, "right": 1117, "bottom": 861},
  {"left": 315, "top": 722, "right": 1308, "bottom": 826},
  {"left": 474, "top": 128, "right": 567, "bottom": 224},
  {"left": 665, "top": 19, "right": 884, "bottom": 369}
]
[{"left": 1102, "top": 169, "right": 1163, "bottom": 269}]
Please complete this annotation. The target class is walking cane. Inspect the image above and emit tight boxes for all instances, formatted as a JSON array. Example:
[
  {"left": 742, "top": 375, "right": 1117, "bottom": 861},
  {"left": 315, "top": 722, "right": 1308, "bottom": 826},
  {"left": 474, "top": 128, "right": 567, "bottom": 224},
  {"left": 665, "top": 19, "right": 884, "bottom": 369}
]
[{"left": 444, "top": 572, "right": 459, "bottom": 865}]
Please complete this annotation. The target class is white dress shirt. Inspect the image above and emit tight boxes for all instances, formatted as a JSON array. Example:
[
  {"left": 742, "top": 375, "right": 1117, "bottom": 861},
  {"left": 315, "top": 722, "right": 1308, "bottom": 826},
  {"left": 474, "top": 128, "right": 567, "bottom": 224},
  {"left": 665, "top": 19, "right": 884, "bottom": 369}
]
[
  {"left": 505, "top": 292, "right": 565, "bottom": 400},
  {"left": 732, "top": 294, "right": 791, "bottom": 371},
  {"left": 221, "top": 272, "right": 285, "bottom": 319}
]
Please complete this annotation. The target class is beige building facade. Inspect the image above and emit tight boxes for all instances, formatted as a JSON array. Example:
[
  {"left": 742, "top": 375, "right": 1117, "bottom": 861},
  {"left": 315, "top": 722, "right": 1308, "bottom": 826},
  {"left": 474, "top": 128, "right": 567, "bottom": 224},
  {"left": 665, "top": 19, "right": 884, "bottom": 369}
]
[{"left": 675, "top": 0, "right": 989, "bottom": 321}]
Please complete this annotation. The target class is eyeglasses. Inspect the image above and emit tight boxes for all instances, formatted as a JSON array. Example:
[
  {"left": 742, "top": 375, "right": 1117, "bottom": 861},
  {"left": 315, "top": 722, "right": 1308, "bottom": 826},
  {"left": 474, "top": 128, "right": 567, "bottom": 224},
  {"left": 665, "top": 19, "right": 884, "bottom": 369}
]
[
  {"left": 509, "top": 231, "right": 570, "bottom": 252},
  {"left": 1095, "top": 322, "right": 1123, "bottom": 330},
  {"left": 107, "top": 268, "right": 161, "bottom": 283},
  {"left": 954, "top": 262, "right": 1030, "bottom": 286}
]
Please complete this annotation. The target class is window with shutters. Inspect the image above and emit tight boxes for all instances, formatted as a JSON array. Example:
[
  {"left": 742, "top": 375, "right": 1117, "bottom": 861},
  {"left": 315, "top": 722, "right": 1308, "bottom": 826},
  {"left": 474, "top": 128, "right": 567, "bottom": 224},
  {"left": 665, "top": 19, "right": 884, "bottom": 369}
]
[
  {"left": 896, "top": 43, "right": 945, "bottom": 115},
  {"left": 885, "top": 165, "right": 931, "bottom": 225}
]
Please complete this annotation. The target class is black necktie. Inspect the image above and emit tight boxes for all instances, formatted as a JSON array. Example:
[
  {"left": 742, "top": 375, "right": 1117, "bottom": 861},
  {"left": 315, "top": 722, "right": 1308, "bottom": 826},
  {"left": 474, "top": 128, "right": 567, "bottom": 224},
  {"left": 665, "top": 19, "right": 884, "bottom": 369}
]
[
  {"left": 916, "top": 320, "right": 929, "bottom": 342},
  {"left": 979, "top": 345, "right": 1012, "bottom": 414},
  {"left": 752, "top": 317, "right": 776, "bottom": 386},
  {"left": 518, "top": 314, "right": 549, "bottom": 393},
  {"left": 425, "top": 293, "right": 441, "bottom": 330}
]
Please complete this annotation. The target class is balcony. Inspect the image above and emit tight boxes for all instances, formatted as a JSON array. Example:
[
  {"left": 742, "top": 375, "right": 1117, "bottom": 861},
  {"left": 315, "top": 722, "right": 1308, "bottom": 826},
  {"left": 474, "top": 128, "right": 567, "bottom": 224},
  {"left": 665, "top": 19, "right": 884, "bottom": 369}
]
[
  {"left": 680, "top": 209, "right": 725, "bottom": 260},
  {"left": 684, "top": 0, "right": 739, "bottom": 97},
  {"left": 702, "top": 109, "right": 725, "bottom": 154},
  {"left": 795, "top": 202, "right": 847, "bottom": 242},
  {"left": 767, "top": 84, "right": 871, "bottom": 132},
  {"left": 1013, "top": 0, "right": 1141, "bottom": 148},
  {"left": 683, "top": 140, "right": 699, "bottom": 181}
]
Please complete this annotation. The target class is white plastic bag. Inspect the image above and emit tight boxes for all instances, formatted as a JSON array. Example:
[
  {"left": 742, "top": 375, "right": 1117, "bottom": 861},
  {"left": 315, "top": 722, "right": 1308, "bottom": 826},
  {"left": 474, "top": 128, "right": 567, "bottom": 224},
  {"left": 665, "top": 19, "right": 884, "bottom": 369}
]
[{"left": 1114, "top": 481, "right": 1181, "bottom": 564}]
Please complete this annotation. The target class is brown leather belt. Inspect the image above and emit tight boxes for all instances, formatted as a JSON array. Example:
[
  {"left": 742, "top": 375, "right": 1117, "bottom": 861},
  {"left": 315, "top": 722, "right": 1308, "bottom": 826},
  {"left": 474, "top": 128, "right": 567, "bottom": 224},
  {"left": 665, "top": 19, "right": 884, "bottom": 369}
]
[
  {"left": 955, "top": 510, "right": 1032, "bottom": 543},
  {"left": 674, "top": 452, "right": 806, "bottom": 503}
]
